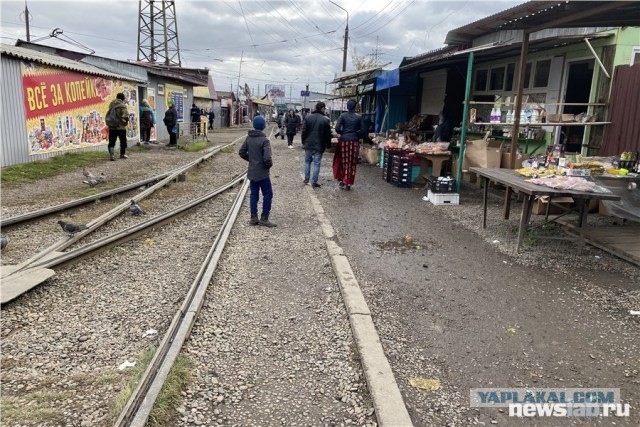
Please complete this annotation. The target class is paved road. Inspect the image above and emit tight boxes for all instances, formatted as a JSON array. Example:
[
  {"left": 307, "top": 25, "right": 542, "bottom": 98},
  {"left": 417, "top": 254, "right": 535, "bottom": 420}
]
[{"left": 308, "top": 146, "right": 640, "bottom": 426}]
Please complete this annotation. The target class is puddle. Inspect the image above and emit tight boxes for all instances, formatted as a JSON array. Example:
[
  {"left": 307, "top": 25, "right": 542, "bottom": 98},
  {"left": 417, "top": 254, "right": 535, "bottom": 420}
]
[{"left": 374, "top": 235, "right": 427, "bottom": 254}]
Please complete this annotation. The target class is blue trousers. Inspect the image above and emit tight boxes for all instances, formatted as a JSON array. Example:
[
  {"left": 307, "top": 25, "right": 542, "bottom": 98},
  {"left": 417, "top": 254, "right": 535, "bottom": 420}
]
[
  {"left": 304, "top": 150, "right": 323, "bottom": 184},
  {"left": 249, "top": 178, "right": 273, "bottom": 216}
]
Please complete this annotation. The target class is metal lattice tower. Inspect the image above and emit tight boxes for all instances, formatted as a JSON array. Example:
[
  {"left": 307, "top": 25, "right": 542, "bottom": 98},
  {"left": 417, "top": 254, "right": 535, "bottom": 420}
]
[{"left": 137, "top": 0, "right": 182, "bottom": 66}]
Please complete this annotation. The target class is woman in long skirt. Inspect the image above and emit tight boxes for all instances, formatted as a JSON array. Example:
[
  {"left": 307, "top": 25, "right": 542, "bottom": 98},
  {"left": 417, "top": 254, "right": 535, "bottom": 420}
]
[{"left": 334, "top": 99, "right": 365, "bottom": 191}]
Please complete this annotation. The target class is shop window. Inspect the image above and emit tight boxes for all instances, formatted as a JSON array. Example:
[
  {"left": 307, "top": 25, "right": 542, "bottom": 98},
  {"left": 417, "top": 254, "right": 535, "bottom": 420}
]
[
  {"left": 523, "top": 63, "right": 532, "bottom": 88},
  {"left": 632, "top": 47, "right": 640, "bottom": 65},
  {"left": 533, "top": 59, "right": 551, "bottom": 88},
  {"left": 505, "top": 63, "right": 515, "bottom": 91},
  {"left": 475, "top": 69, "right": 488, "bottom": 91},
  {"left": 490, "top": 66, "right": 505, "bottom": 91}
]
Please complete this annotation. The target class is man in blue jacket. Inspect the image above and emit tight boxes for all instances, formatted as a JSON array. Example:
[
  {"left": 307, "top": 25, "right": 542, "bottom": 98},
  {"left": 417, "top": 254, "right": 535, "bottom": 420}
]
[{"left": 239, "top": 116, "right": 276, "bottom": 227}]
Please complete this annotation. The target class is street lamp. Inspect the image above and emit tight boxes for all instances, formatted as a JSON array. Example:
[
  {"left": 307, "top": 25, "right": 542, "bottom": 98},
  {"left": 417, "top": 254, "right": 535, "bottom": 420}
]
[{"left": 328, "top": 0, "right": 348, "bottom": 72}]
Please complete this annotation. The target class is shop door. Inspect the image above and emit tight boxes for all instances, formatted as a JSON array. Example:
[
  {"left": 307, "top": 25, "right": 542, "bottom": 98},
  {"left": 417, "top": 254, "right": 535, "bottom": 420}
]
[
  {"left": 220, "top": 107, "right": 229, "bottom": 127},
  {"left": 561, "top": 60, "right": 594, "bottom": 153}
]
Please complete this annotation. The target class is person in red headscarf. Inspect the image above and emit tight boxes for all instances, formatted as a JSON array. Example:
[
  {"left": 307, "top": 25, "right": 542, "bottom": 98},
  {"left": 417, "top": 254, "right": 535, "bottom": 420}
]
[{"left": 333, "top": 99, "right": 365, "bottom": 191}]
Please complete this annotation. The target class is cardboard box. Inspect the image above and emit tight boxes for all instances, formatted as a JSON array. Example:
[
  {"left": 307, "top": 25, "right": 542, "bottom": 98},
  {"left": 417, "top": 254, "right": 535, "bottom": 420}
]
[
  {"left": 463, "top": 139, "right": 503, "bottom": 170},
  {"left": 531, "top": 196, "right": 574, "bottom": 215},
  {"left": 547, "top": 114, "right": 561, "bottom": 122},
  {"left": 561, "top": 114, "right": 576, "bottom": 123},
  {"left": 501, "top": 151, "right": 530, "bottom": 169}
]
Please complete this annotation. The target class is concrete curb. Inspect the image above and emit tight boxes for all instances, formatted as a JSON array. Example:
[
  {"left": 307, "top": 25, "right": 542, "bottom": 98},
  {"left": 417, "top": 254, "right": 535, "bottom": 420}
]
[{"left": 305, "top": 186, "right": 414, "bottom": 427}]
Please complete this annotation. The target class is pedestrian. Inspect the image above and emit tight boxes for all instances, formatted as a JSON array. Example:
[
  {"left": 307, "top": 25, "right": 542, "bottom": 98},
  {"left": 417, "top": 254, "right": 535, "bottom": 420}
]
[
  {"left": 433, "top": 108, "right": 453, "bottom": 142},
  {"left": 163, "top": 99, "right": 178, "bottom": 148},
  {"left": 208, "top": 109, "right": 215, "bottom": 130},
  {"left": 239, "top": 115, "right": 276, "bottom": 227},
  {"left": 334, "top": 99, "right": 365, "bottom": 190},
  {"left": 284, "top": 109, "right": 300, "bottom": 149},
  {"left": 139, "top": 99, "right": 156, "bottom": 145},
  {"left": 279, "top": 113, "right": 286, "bottom": 140},
  {"left": 190, "top": 104, "right": 201, "bottom": 135},
  {"left": 105, "top": 92, "right": 130, "bottom": 160},
  {"left": 302, "top": 102, "right": 332, "bottom": 188}
]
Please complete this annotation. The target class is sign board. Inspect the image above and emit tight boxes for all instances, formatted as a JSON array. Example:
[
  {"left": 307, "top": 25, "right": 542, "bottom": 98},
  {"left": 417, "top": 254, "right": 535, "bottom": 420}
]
[{"left": 300, "top": 90, "right": 310, "bottom": 97}]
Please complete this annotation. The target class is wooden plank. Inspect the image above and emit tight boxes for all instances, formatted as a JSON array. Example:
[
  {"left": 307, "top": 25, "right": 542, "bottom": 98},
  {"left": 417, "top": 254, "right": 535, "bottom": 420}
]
[
  {"left": 595, "top": 236, "right": 640, "bottom": 244},
  {"left": 1, "top": 268, "right": 56, "bottom": 304},
  {"left": 608, "top": 242, "right": 640, "bottom": 250}
]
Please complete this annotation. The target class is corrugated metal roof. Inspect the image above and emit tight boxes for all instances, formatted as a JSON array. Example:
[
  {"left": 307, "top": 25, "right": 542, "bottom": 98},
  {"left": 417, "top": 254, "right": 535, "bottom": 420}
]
[
  {"left": 445, "top": 1, "right": 640, "bottom": 45},
  {"left": 0, "top": 43, "right": 145, "bottom": 83}
]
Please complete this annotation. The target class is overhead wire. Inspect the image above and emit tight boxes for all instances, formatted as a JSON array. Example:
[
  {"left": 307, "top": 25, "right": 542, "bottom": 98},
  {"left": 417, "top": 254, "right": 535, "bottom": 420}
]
[
  {"left": 350, "top": 0, "right": 408, "bottom": 36},
  {"left": 350, "top": 0, "right": 417, "bottom": 39}
]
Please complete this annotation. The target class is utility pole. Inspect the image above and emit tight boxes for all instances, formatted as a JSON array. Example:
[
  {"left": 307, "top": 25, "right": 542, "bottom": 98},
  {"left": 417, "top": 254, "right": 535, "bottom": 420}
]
[
  {"left": 137, "top": 0, "right": 182, "bottom": 66},
  {"left": 329, "top": 0, "right": 348, "bottom": 72},
  {"left": 24, "top": 0, "right": 31, "bottom": 42}
]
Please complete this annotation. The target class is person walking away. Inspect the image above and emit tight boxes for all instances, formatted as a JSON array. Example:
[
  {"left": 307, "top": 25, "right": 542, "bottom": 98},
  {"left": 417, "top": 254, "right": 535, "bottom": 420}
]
[
  {"left": 106, "top": 92, "right": 130, "bottom": 160},
  {"left": 163, "top": 99, "right": 178, "bottom": 148},
  {"left": 284, "top": 109, "right": 300, "bottom": 149},
  {"left": 208, "top": 109, "right": 215, "bottom": 130},
  {"left": 302, "top": 102, "right": 332, "bottom": 188},
  {"left": 139, "top": 99, "right": 156, "bottom": 145},
  {"left": 279, "top": 112, "right": 286, "bottom": 140},
  {"left": 334, "top": 99, "right": 365, "bottom": 190},
  {"left": 239, "top": 115, "right": 276, "bottom": 227},
  {"left": 190, "top": 104, "right": 201, "bottom": 135}
]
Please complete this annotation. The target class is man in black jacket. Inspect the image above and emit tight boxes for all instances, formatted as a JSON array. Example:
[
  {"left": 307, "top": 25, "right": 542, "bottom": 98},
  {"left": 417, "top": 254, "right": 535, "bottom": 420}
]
[
  {"left": 301, "top": 102, "right": 332, "bottom": 188},
  {"left": 239, "top": 116, "right": 276, "bottom": 227},
  {"left": 163, "top": 99, "right": 178, "bottom": 147}
]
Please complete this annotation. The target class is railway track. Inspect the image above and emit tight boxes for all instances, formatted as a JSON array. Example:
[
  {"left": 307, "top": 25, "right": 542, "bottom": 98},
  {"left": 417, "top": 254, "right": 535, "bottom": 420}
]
[{"left": 0, "top": 135, "right": 248, "bottom": 303}]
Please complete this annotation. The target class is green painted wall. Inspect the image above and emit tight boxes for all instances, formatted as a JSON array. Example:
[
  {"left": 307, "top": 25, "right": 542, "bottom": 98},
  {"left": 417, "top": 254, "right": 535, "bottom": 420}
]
[{"left": 612, "top": 27, "right": 640, "bottom": 66}]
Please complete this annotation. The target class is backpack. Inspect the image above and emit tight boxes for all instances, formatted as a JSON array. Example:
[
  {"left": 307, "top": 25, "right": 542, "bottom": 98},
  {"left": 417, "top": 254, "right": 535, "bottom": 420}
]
[
  {"left": 141, "top": 109, "right": 152, "bottom": 127},
  {"left": 106, "top": 105, "right": 121, "bottom": 128}
]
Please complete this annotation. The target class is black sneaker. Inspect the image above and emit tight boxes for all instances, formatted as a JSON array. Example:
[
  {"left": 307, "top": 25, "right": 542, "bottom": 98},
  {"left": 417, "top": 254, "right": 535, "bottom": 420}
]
[
  {"left": 345, "top": 185, "right": 351, "bottom": 191},
  {"left": 338, "top": 182, "right": 345, "bottom": 189},
  {"left": 303, "top": 180, "right": 309, "bottom": 185},
  {"left": 312, "top": 183, "right": 321, "bottom": 188},
  {"left": 120, "top": 154, "right": 128, "bottom": 159}
]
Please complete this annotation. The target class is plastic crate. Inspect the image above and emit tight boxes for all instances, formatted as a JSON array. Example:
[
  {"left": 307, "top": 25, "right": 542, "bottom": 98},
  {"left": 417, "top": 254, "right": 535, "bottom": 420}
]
[
  {"left": 411, "top": 165, "right": 421, "bottom": 182},
  {"left": 427, "top": 176, "right": 457, "bottom": 193},
  {"left": 426, "top": 190, "right": 459, "bottom": 205}
]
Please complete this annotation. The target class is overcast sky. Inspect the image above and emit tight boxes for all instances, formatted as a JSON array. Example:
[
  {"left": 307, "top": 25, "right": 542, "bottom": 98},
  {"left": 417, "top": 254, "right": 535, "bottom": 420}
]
[{"left": 1, "top": 0, "right": 522, "bottom": 98}]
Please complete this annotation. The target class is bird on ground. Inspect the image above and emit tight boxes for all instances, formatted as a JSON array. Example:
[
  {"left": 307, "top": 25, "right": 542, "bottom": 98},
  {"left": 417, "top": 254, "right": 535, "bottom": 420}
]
[
  {"left": 97, "top": 172, "right": 107, "bottom": 183},
  {"left": 1, "top": 236, "right": 9, "bottom": 251},
  {"left": 82, "top": 178, "right": 100, "bottom": 188},
  {"left": 130, "top": 200, "right": 146, "bottom": 216},
  {"left": 58, "top": 220, "right": 87, "bottom": 234},
  {"left": 82, "top": 167, "right": 94, "bottom": 178}
]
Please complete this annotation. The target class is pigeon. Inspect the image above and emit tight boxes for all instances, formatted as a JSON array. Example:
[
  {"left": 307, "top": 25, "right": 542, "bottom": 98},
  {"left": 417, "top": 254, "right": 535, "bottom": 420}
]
[
  {"left": 58, "top": 220, "right": 87, "bottom": 234},
  {"left": 82, "top": 179, "right": 100, "bottom": 188},
  {"left": 82, "top": 167, "right": 94, "bottom": 178},
  {"left": 130, "top": 200, "right": 146, "bottom": 216},
  {"left": 97, "top": 172, "right": 107, "bottom": 183},
  {"left": 1, "top": 236, "right": 9, "bottom": 251}
]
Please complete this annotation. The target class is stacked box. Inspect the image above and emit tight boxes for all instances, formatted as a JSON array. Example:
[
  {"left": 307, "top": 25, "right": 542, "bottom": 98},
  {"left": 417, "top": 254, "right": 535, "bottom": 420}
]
[
  {"left": 427, "top": 190, "right": 460, "bottom": 205},
  {"left": 391, "top": 155, "right": 412, "bottom": 187},
  {"left": 382, "top": 148, "right": 403, "bottom": 182}
]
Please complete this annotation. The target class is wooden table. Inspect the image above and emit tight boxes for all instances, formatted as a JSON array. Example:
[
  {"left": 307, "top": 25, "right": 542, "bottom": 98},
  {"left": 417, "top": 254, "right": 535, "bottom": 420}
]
[
  {"left": 470, "top": 167, "right": 621, "bottom": 252},
  {"left": 415, "top": 153, "right": 451, "bottom": 183}
]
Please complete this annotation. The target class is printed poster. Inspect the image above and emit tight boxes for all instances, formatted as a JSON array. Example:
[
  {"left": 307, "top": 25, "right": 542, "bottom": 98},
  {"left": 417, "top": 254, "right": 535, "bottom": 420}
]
[
  {"left": 165, "top": 83, "right": 184, "bottom": 122},
  {"left": 21, "top": 62, "right": 139, "bottom": 155},
  {"left": 147, "top": 88, "right": 157, "bottom": 142}
]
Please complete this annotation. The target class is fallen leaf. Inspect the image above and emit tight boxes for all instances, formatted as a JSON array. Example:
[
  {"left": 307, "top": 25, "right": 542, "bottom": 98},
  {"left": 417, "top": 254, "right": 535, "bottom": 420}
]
[
  {"left": 144, "top": 238, "right": 155, "bottom": 247},
  {"left": 506, "top": 327, "right": 517, "bottom": 334},
  {"left": 408, "top": 377, "right": 440, "bottom": 391}
]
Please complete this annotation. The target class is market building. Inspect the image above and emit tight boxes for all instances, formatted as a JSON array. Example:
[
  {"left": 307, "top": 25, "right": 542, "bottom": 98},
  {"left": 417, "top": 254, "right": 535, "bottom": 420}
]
[{"left": 0, "top": 41, "right": 212, "bottom": 167}]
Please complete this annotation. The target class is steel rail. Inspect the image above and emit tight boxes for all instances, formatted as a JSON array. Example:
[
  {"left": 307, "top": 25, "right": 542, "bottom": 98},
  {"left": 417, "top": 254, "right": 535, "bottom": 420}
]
[
  {"left": 1, "top": 139, "right": 242, "bottom": 228},
  {"left": 114, "top": 179, "right": 249, "bottom": 427},
  {"left": 29, "top": 175, "right": 246, "bottom": 272},
  {"left": 1, "top": 138, "right": 243, "bottom": 279}
]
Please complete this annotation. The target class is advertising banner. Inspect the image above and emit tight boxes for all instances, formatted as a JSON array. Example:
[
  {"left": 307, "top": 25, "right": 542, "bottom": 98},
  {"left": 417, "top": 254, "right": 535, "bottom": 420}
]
[
  {"left": 266, "top": 84, "right": 285, "bottom": 98},
  {"left": 166, "top": 83, "right": 185, "bottom": 122},
  {"left": 21, "top": 62, "right": 139, "bottom": 155},
  {"left": 147, "top": 87, "right": 157, "bottom": 142}
]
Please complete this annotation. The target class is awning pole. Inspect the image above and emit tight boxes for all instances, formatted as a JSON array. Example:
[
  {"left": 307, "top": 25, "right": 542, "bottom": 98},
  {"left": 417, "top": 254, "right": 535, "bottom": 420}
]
[
  {"left": 456, "top": 51, "right": 474, "bottom": 192},
  {"left": 387, "top": 88, "right": 391, "bottom": 135},
  {"left": 504, "top": 32, "right": 530, "bottom": 219}
]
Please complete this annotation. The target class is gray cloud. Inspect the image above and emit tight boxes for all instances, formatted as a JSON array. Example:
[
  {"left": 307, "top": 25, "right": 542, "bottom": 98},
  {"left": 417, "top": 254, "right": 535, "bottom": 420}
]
[{"left": 1, "top": 0, "right": 521, "bottom": 96}]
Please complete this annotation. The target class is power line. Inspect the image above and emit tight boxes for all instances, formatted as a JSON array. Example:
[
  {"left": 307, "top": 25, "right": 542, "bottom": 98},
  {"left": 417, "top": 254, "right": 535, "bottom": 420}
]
[
  {"left": 350, "top": 0, "right": 408, "bottom": 36},
  {"left": 351, "top": 0, "right": 417, "bottom": 39}
]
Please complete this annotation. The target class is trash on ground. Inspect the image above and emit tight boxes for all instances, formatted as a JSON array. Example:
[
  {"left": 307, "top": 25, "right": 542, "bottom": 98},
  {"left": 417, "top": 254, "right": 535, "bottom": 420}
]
[
  {"left": 118, "top": 360, "right": 136, "bottom": 370},
  {"left": 630, "top": 310, "right": 640, "bottom": 316},
  {"left": 408, "top": 377, "right": 440, "bottom": 391},
  {"left": 142, "top": 328, "right": 158, "bottom": 337}
]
